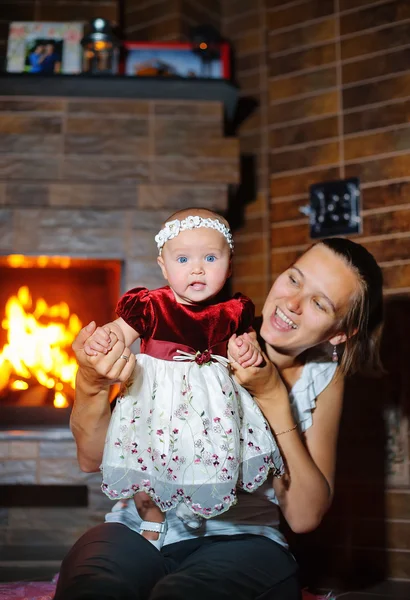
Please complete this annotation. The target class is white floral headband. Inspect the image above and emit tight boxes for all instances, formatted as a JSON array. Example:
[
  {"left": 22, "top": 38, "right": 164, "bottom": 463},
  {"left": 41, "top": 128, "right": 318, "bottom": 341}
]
[{"left": 155, "top": 216, "right": 234, "bottom": 255}]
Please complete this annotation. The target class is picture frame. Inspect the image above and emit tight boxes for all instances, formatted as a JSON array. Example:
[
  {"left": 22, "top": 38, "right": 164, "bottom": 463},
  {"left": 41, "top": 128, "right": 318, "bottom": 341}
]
[
  {"left": 122, "top": 41, "right": 230, "bottom": 80},
  {"left": 6, "top": 22, "right": 83, "bottom": 74}
]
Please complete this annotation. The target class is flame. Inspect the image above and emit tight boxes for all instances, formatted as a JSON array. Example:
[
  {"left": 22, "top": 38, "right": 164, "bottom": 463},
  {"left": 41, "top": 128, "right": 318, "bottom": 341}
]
[
  {"left": 0, "top": 286, "right": 82, "bottom": 408},
  {"left": 11, "top": 380, "right": 29, "bottom": 390},
  {"left": 6, "top": 255, "right": 72, "bottom": 269}
]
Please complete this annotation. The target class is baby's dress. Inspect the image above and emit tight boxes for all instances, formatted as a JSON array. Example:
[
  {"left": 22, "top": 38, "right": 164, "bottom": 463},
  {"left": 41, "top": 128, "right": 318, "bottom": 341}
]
[{"left": 101, "top": 286, "right": 283, "bottom": 518}]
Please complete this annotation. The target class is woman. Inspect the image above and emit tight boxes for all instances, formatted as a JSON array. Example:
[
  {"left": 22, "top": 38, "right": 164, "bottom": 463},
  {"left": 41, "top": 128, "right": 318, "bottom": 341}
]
[{"left": 54, "top": 238, "right": 383, "bottom": 600}]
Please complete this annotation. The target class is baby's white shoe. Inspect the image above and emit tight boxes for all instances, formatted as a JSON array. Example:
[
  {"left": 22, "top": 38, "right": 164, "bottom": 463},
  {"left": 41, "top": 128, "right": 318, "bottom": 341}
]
[{"left": 140, "top": 519, "right": 168, "bottom": 550}]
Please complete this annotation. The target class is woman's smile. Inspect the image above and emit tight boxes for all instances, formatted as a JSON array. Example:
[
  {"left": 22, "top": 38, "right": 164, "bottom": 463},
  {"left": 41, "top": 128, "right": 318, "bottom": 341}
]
[{"left": 271, "top": 307, "right": 298, "bottom": 331}]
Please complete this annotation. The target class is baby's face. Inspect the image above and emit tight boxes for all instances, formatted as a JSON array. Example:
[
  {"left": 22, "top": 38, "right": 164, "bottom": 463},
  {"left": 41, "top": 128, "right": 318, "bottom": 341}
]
[{"left": 157, "top": 228, "right": 232, "bottom": 305}]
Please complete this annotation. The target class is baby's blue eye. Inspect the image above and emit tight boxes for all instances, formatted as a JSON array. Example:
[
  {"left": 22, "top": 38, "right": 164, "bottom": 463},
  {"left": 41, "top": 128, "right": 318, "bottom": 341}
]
[
  {"left": 205, "top": 255, "right": 216, "bottom": 262},
  {"left": 177, "top": 256, "right": 188, "bottom": 263}
]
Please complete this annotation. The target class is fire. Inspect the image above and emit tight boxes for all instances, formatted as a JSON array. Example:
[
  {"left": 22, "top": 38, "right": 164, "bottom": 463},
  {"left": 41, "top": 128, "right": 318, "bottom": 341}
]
[{"left": 0, "top": 286, "right": 82, "bottom": 408}]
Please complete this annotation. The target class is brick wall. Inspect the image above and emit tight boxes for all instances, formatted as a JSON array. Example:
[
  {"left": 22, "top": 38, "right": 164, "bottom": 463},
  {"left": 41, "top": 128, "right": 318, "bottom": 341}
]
[
  {"left": 223, "top": 0, "right": 271, "bottom": 313},
  {"left": 0, "top": 1, "right": 119, "bottom": 69},
  {"left": 267, "top": 0, "right": 410, "bottom": 288},
  {"left": 0, "top": 0, "right": 222, "bottom": 54},
  {"left": 222, "top": 0, "right": 410, "bottom": 585},
  {"left": 123, "top": 0, "right": 221, "bottom": 41},
  {"left": 223, "top": 0, "right": 410, "bottom": 304}
]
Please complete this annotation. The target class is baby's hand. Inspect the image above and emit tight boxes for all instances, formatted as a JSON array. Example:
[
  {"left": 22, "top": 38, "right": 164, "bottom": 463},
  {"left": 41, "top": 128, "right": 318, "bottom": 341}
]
[
  {"left": 83, "top": 325, "right": 114, "bottom": 356},
  {"left": 228, "top": 330, "right": 264, "bottom": 369},
  {"left": 228, "top": 331, "right": 284, "bottom": 400}
]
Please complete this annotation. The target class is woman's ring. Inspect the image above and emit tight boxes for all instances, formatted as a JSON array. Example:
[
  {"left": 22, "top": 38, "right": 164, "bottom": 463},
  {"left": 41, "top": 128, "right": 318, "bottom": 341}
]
[{"left": 121, "top": 354, "right": 129, "bottom": 363}]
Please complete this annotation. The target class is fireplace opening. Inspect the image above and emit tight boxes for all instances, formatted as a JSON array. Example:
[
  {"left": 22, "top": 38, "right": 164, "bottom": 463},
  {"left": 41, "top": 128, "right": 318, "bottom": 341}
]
[{"left": 0, "top": 255, "right": 121, "bottom": 427}]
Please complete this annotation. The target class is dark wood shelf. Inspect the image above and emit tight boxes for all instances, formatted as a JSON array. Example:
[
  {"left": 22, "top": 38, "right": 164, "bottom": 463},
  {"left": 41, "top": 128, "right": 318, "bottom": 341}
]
[
  {"left": 0, "top": 72, "right": 239, "bottom": 119},
  {"left": 0, "top": 405, "right": 71, "bottom": 427}
]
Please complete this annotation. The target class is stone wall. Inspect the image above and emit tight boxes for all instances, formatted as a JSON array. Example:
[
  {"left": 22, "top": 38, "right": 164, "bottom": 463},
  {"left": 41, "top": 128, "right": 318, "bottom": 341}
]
[
  {"left": 0, "top": 93, "right": 238, "bottom": 580},
  {"left": 0, "top": 96, "right": 237, "bottom": 292},
  {"left": 0, "top": 429, "right": 108, "bottom": 581}
]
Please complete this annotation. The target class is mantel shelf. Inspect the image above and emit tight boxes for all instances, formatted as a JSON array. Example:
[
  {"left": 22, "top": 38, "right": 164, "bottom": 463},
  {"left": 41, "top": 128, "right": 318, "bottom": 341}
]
[{"left": 0, "top": 72, "right": 239, "bottom": 119}]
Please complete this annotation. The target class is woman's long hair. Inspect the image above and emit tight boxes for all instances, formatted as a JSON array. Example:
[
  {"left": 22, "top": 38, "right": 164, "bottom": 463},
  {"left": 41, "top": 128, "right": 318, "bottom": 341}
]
[{"left": 317, "top": 238, "right": 384, "bottom": 376}]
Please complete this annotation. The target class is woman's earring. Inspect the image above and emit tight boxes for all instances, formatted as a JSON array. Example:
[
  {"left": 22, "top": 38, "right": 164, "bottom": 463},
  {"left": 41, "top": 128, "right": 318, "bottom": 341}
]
[{"left": 332, "top": 345, "right": 338, "bottom": 363}]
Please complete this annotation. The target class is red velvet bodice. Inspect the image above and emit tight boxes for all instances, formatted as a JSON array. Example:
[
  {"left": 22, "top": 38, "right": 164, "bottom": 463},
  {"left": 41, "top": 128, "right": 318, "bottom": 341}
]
[{"left": 116, "top": 286, "right": 254, "bottom": 359}]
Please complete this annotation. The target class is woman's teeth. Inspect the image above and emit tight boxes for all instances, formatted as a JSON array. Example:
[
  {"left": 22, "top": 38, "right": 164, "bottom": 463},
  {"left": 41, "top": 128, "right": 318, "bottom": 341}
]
[{"left": 276, "top": 307, "right": 297, "bottom": 329}]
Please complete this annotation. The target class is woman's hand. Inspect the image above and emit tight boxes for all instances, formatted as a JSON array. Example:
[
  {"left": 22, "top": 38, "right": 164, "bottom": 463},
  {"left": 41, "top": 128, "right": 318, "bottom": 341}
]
[
  {"left": 73, "top": 321, "right": 136, "bottom": 389},
  {"left": 228, "top": 331, "right": 285, "bottom": 402},
  {"left": 70, "top": 322, "right": 136, "bottom": 472}
]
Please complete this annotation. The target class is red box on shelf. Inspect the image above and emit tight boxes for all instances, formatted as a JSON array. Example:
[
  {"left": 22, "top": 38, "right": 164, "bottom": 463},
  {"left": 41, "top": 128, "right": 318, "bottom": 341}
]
[{"left": 121, "top": 41, "right": 230, "bottom": 80}]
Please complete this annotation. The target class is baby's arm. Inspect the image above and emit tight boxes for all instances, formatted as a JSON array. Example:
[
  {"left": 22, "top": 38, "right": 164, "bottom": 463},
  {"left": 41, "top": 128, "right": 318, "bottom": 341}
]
[
  {"left": 84, "top": 317, "right": 140, "bottom": 357},
  {"left": 228, "top": 330, "right": 264, "bottom": 369}
]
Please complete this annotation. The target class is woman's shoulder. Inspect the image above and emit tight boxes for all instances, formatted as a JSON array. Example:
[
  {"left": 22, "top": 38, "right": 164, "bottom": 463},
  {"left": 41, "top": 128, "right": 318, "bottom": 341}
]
[
  {"left": 290, "top": 352, "right": 338, "bottom": 432},
  {"left": 298, "top": 351, "right": 338, "bottom": 392},
  {"left": 293, "top": 349, "right": 338, "bottom": 397}
]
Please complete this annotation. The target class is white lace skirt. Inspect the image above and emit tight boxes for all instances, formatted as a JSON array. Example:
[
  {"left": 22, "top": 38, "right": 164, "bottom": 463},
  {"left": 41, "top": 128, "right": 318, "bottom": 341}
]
[{"left": 101, "top": 354, "right": 283, "bottom": 518}]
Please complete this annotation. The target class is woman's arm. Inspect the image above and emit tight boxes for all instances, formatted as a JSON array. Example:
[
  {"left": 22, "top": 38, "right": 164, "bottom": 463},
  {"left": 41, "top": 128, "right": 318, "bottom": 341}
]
[
  {"left": 70, "top": 369, "right": 112, "bottom": 473},
  {"left": 70, "top": 322, "right": 136, "bottom": 472},
  {"left": 268, "top": 375, "right": 344, "bottom": 533},
  {"left": 228, "top": 336, "right": 344, "bottom": 533}
]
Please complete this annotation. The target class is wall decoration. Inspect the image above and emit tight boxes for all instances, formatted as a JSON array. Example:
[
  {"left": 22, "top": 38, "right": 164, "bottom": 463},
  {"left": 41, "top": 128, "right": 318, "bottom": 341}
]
[
  {"left": 123, "top": 41, "right": 230, "bottom": 79},
  {"left": 6, "top": 22, "right": 83, "bottom": 74},
  {"left": 307, "top": 178, "right": 361, "bottom": 239},
  {"left": 385, "top": 408, "right": 409, "bottom": 487}
]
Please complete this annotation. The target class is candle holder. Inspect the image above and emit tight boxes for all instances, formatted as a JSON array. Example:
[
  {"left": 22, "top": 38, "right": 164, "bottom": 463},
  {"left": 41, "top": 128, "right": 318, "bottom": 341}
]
[{"left": 81, "top": 18, "right": 119, "bottom": 75}]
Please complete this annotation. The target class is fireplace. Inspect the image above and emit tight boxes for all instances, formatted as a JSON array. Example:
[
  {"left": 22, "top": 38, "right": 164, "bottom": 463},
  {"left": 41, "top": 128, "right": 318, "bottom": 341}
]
[
  {"left": 0, "top": 82, "right": 239, "bottom": 579},
  {"left": 0, "top": 92, "right": 237, "bottom": 428},
  {"left": 0, "top": 255, "right": 121, "bottom": 426}
]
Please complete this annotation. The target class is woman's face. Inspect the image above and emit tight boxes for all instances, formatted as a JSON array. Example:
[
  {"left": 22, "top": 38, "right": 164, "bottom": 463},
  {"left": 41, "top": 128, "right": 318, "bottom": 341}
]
[{"left": 261, "top": 244, "right": 360, "bottom": 356}]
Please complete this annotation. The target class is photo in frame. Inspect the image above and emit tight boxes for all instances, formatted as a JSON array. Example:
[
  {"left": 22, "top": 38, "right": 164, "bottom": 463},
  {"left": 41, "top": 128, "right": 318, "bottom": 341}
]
[
  {"left": 122, "top": 42, "right": 230, "bottom": 79},
  {"left": 6, "top": 22, "right": 83, "bottom": 74}
]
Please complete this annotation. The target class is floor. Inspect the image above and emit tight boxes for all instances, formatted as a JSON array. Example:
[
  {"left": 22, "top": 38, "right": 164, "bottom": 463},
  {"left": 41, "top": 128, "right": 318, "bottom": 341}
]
[
  {"left": 1, "top": 561, "right": 410, "bottom": 599},
  {"left": 319, "top": 580, "right": 410, "bottom": 599},
  {"left": 0, "top": 577, "right": 409, "bottom": 599}
]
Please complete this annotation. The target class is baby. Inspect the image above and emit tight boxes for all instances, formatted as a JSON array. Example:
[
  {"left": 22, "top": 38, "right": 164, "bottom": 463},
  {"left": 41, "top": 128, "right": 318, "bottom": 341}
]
[{"left": 84, "top": 208, "right": 283, "bottom": 548}]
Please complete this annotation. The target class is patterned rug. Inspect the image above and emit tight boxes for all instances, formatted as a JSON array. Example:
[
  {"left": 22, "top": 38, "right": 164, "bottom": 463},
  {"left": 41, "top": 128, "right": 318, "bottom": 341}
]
[{"left": 0, "top": 575, "right": 335, "bottom": 599}]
